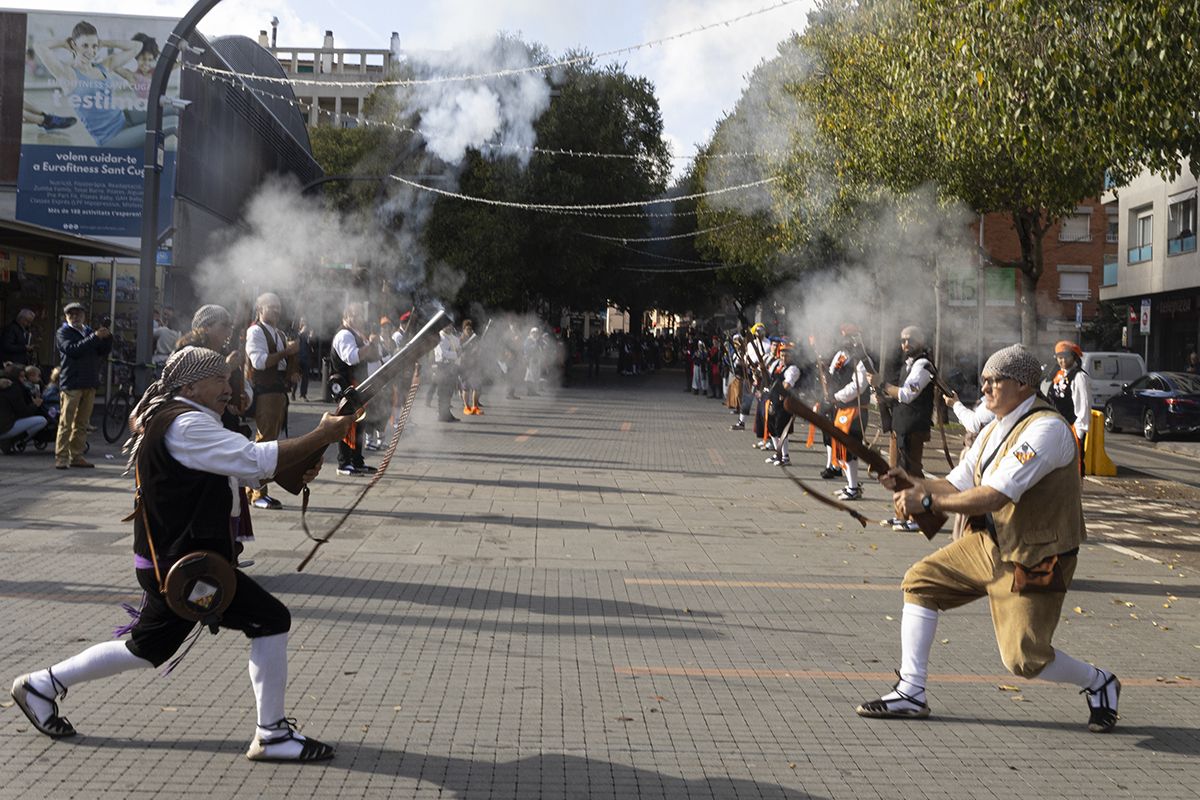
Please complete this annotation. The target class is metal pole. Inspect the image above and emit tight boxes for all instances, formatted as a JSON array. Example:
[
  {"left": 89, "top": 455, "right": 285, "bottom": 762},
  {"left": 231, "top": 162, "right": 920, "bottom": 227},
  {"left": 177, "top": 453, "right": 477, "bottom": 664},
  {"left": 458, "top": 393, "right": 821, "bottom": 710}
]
[
  {"left": 137, "top": 0, "right": 224, "bottom": 393},
  {"left": 107, "top": 258, "right": 117, "bottom": 404}
]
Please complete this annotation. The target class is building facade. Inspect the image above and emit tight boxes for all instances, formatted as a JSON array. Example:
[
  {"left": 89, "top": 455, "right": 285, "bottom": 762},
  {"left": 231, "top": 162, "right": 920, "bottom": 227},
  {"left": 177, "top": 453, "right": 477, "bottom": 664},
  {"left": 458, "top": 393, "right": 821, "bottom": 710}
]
[{"left": 1101, "top": 162, "right": 1199, "bottom": 371}]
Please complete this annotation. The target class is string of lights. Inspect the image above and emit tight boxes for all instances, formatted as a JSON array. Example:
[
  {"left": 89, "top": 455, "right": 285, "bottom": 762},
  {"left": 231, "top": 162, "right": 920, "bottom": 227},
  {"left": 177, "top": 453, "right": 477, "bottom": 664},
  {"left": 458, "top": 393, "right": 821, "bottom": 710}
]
[
  {"left": 600, "top": 241, "right": 731, "bottom": 266},
  {"left": 619, "top": 264, "right": 736, "bottom": 273},
  {"left": 387, "top": 173, "right": 779, "bottom": 213},
  {"left": 186, "top": 0, "right": 802, "bottom": 89},
  {"left": 576, "top": 223, "right": 738, "bottom": 243},
  {"left": 183, "top": 65, "right": 784, "bottom": 163}
]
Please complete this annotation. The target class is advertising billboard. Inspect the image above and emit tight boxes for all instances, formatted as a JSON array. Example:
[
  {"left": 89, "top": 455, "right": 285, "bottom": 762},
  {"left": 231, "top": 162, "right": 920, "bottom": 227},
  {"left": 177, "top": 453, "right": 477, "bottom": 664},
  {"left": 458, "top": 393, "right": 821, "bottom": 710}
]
[{"left": 12, "top": 10, "right": 179, "bottom": 238}]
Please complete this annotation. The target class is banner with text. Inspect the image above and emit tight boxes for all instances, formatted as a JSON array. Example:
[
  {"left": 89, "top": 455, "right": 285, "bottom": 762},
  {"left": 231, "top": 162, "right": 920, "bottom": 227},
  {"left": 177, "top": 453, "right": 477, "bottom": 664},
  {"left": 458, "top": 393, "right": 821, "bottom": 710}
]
[{"left": 16, "top": 10, "right": 179, "bottom": 237}]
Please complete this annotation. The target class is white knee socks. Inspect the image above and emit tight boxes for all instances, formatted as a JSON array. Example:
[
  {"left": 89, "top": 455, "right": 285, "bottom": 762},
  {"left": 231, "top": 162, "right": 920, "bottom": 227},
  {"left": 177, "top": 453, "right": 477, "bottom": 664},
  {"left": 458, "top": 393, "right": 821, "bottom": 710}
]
[
  {"left": 846, "top": 461, "right": 860, "bottom": 490},
  {"left": 778, "top": 436, "right": 790, "bottom": 460},
  {"left": 250, "top": 633, "right": 288, "bottom": 731},
  {"left": 1038, "top": 649, "right": 1101, "bottom": 688},
  {"left": 896, "top": 603, "right": 938, "bottom": 697},
  {"left": 23, "top": 641, "right": 152, "bottom": 722},
  {"left": 40, "top": 641, "right": 152, "bottom": 690},
  {"left": 825, "top": 446, "right": 834, "bottom": 469}
]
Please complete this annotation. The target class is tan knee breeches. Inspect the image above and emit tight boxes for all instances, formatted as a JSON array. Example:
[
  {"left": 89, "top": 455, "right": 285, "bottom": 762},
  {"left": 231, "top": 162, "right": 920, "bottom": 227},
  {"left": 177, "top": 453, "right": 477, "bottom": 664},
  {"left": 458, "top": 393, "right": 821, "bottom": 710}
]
[{"left": 901, "top": 532, "right": 1077, "bottom": 678}]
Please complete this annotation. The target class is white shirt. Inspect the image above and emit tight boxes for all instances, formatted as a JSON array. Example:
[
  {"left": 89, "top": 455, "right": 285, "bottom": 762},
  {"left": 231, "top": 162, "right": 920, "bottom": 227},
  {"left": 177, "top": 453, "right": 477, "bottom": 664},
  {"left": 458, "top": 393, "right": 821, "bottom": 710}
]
[
  {"left": 833, "top": 360, "right": 870, "bottom": 405},
  {"left": 951, "top": 399, "right": 996, "bottom": 434},
  {"left": 896, "top": 356, "right": 933, "bottom": 404},
  {"left": 781, "top": 364, "right": 801, "bottom": 388},
  {"left": 246, "top": 321, "right": 286, "bottom": 372},
  {"left": 1053, "top": 368, "right": 1093, "bottom": 435},
  {"left": 391, "top": 329, "right": 405, "bottom": 350},
  {"left": 163, "top": 397, "right": 279, "bottom": 511},
  {"left": 946, "top": 395, "right": 1077, "bottom": 503},
  {"left": 434, "top": 332, "right": 461, "bottom": 364},
  {"left": 332, "top": 328, "right": 368, "bottom": 366}
]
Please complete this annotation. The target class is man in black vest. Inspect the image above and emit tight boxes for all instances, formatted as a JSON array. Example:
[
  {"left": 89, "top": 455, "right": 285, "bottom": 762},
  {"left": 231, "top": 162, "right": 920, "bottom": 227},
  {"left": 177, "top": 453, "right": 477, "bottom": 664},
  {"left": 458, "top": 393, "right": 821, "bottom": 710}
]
[
  {"left": 330, "top": 303, "right": 382, "bottom": 475},
  {"left": 1048, "top": 340, "right": 1091, "bottom": 475},
  {"left": 10, "top": 346, "right": 354, "bottom": 761},
  {"left": 244, "top": 293, "right": 298, "bottom": 508},
  {"left": 870, "top": 325, "right": 935, "bottom": 532}
]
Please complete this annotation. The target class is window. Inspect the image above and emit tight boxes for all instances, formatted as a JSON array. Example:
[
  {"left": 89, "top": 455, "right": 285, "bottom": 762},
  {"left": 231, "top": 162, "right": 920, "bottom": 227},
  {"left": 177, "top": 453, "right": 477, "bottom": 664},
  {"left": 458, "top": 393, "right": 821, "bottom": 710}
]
[
  {"left": 1127, "top": 375, "right": 1150, "bottom": 391},
  {"left": 1102, "top": 254, "right": 1118, "bottom": 286},
  {"left": 1167, "top": 192, "right": 1197, "bottom": 255},
  {"left": 1058, "top": 210, "right": 1092, "bottom": 242},
  {"left": 1106, "top": 212, "right": 1119, "bottom": 243},
  {"left": 1057, "top": 268, "right": 1090, "bottom": 300},
  {"left": 1129, "top": 210, "right": 1153, "bottom": 263}
]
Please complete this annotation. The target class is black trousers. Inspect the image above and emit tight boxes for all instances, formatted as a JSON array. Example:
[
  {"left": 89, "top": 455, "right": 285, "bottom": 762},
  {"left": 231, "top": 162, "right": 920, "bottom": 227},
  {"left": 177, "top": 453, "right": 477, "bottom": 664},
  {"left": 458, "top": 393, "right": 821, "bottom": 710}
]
[
  {"left": 337, "top": 427, "right": 365, "bottom": 469},
  {"left": 127, "top": 568, "right": 290, "bottom": 667}
]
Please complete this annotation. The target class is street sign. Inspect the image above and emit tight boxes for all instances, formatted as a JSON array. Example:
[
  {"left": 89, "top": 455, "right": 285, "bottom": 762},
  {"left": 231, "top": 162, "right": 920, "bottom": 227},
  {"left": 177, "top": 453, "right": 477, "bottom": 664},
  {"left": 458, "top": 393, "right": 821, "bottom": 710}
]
[
  {"left": 1140, "top": 299, "right": 1151, "bottom": 334},
  {"left": 1075, "top": 302, "right": 1083, "bottom": 328}
]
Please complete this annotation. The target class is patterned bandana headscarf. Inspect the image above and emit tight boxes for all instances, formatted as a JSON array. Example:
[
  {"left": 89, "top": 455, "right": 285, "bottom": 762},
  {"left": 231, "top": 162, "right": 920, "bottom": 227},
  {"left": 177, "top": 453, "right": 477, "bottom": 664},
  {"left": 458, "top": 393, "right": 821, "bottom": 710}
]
[
  {"left": 191, "top": 304, "right": 231, "bottom": 333},
  {"left": 982, "top": 344, "right": 1043, "bottom": 387},
  {"left": 124, "top": 347, "right": 229, "bottom": 472}
]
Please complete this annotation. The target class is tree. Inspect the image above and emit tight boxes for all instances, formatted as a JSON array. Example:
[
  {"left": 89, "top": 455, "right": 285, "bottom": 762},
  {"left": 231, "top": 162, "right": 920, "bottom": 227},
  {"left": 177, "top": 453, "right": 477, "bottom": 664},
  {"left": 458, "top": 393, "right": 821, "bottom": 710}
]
[{"left": 800, "top": 0, "right": 1200, "bottom": 345}]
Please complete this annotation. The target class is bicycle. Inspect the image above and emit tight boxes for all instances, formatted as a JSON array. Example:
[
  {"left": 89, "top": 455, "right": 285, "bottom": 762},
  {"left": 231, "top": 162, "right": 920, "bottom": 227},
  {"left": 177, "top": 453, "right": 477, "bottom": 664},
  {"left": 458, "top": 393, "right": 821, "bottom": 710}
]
[{"left": 103, "top": 359, "right": 154, "bottom": 444}]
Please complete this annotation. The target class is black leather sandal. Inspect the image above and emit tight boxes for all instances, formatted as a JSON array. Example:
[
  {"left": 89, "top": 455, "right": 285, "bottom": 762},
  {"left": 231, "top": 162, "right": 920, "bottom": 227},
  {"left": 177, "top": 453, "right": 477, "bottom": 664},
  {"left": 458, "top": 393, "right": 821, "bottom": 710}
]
[
  {"left": 1082, "top": 671, "right": 1120, "bottom": 733},
  {"left": 11, "top": 669, "right": 76, "bottom": 738},
  {"left": 246, "top": 717, "right": 335, "bottom": 762},
  {"left": 856, "top": 672, "right": 931, "bottom": 719}
]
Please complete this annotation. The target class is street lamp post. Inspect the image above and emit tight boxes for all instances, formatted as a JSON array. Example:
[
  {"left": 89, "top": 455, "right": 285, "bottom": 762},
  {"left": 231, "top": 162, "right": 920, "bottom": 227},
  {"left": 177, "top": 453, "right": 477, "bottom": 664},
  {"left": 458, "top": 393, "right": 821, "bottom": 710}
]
[{"left": 136, "top": 0, "right": 222, "bottom": 389}]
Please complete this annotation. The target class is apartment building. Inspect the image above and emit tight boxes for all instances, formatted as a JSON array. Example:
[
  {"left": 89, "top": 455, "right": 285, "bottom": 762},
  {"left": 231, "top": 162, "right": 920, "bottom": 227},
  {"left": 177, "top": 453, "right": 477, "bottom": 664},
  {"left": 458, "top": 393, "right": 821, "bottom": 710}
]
[
  {"left": 1101, "top": 162, "right": 1199, "bottom": 370},
  {"left": 261, "top": 29, "right": 399, "bottom": 128},
  {"left": 948, "top": 198, "right": 1117, "bottom": 359}
]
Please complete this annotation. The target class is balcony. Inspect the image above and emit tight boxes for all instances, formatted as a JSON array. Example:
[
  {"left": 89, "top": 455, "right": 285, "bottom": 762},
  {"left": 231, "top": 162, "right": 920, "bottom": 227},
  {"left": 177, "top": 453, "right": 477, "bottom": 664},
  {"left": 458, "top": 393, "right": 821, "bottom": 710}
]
[
  {"left": 1167, "top": 234, "right": 1197, "bottom": 256},
  {"left": 1128, "top": 244, "right": 1153, "bottom": 264},
  {"left": 1102, "top": 257, "right": 1118, "bottom": 287}
]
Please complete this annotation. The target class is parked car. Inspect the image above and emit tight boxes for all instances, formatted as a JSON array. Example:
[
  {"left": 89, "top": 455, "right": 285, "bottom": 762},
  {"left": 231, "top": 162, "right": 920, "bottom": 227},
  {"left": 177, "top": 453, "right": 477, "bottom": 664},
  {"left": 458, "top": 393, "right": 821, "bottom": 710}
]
[
  {"left": 1041, "top": 351, "right": 1145, "bottom": 409},
  {"left": 1103, "top": 371, "right": 1200, "bottom": 441}
]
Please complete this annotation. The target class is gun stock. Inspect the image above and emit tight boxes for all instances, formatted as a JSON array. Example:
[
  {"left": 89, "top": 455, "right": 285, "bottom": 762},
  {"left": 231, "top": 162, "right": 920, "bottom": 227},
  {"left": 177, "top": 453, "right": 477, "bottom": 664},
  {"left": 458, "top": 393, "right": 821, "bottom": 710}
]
[
  {"left": 274, "top": 310, "right": 452, "bottom": 495},
  {"left": 781, "top": 389, "right": 946, "bottom": 539}
]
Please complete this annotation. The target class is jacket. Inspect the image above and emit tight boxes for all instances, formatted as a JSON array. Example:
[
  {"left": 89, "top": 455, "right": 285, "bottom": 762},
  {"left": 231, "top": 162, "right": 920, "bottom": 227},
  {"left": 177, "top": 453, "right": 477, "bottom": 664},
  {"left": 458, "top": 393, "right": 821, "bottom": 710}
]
[
  {"left": 55, "top": 323, "right": 112, "bottom": 390},
  {"left": 0, "top": 378, "right": 43, "bottom": 436}
]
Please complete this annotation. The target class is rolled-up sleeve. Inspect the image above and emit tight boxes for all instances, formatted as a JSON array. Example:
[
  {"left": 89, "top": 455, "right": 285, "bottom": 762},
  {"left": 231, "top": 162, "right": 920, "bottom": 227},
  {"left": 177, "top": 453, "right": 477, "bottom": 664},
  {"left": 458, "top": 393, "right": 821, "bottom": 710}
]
[
  {"left": 245, "top": 325, "right": 269, "bottom": 371},
  {"left": 166, "top": 410, "right": 278, "bottom": 481},
  {"left": 896, "top": 360, "right": 932, "bottom": 404}
]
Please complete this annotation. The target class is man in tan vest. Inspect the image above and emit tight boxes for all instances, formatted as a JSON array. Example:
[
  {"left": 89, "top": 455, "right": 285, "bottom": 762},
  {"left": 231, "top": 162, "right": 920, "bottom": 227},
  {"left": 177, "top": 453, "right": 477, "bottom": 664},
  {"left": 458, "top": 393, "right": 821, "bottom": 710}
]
[{"left": 855, "top": 344, "right": 1120, "bottom": 733}]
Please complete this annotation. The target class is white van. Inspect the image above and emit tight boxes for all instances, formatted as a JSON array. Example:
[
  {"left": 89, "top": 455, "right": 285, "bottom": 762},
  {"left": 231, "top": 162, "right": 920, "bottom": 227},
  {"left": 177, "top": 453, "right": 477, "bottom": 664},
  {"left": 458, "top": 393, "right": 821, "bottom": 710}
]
[{"left": 1080, "top": 352, "right": 1146, "bottom": 408}]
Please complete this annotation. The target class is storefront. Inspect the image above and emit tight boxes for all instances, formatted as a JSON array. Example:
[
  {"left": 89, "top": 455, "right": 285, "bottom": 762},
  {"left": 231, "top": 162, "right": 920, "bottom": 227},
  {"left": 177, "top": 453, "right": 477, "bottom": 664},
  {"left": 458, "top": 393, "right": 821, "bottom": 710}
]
[{"left": 0, "top": 217, "right": 138, "bottom": 373}]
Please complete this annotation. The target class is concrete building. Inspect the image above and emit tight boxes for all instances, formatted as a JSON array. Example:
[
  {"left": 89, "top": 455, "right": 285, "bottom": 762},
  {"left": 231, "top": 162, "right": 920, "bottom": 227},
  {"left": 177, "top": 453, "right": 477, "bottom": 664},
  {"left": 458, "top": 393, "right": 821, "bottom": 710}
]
[
  {"left": 261, "top": 28, "right": 399, "bottom": 128},
  {"left": 966, "top": 197, "right": 1116, "bottom": 355},
  {"left": 1101, "top": 163, "right": 1199, "bottom": 370}
]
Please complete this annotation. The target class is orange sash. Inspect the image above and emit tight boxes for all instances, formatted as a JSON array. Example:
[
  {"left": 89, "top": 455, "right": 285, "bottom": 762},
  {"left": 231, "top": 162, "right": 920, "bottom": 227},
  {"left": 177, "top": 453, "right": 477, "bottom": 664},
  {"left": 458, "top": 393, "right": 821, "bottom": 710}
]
[{"left": 830, "top": 406, "right": 858, "bottom": 468}]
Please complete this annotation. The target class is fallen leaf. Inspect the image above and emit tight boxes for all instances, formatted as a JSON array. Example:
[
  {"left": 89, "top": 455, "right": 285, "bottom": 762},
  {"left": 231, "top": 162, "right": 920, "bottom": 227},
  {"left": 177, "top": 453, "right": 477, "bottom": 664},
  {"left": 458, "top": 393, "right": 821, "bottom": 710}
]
[
  {"left": 870, "top": 544, "right": 879, "bottom": 551},
  {"left": 0, "top": 701, "right": 12, "bottom": 709},
  {"left": 344, "top": 670, "right": 358, "bottom": 675},
  {"left": 1168, "top": 595, "right": 1179, "bottom": 601},
  {"left": 393, "top": 706, "right": 403, "bottom": 711},
  {"left": 997, "top": 685, "right": 1021, "bottom": 692},
  {"left": 884, "top": 615, "right": 895, "bottom": 621},
  {"left": 1011, "top": 695, "right": 1026, "bottom": 702},
  {"left": 1164, "top": 603, "right": 1172, "bottom": 609},
  {"left": 683, "top": 607, "right": 691, "bottom": 614},
  {"left": 361, "top": 725, "right": 369, "bottom": 733},
  {"left": 788, "top": 762, "right": 797, "bottom": 769},
  {"left": 1176, "top": 675, "right": 1193, "bottom": 681},
  {"left": 161, "top": 706, "right": 177, "bottom": 712},
  {"left": 649, "top": 708, "right": 659, "bottom": 713},
  {"left": 1073, "top": 606, "right": 1085, "bottom": 615},
  {"left": 652, "top": 695, "right": 667, "bottom": 702},
  {"left": 1130, "top": 613, "right": 1139, "bottom": 619},
  {"left": 940, "top": 638, "right": 950, "bottom": 644},
  {"left": 615, "top": 716, "right": 635, "bottom": 722}
]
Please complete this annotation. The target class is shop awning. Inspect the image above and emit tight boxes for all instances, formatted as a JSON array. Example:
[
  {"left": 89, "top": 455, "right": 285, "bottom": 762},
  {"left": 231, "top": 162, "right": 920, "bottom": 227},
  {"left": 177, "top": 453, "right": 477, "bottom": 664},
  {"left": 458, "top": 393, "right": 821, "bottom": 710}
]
[{"left": 0, "top": 218, "right": 139, "bottom": 259}]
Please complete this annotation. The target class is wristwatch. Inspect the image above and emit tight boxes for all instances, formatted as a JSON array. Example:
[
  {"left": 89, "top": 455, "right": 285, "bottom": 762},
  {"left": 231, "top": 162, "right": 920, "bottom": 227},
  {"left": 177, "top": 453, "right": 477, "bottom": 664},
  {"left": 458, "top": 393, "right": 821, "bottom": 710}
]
[{"left": 920, "top": 493, "right": 934, "bottom": 513}]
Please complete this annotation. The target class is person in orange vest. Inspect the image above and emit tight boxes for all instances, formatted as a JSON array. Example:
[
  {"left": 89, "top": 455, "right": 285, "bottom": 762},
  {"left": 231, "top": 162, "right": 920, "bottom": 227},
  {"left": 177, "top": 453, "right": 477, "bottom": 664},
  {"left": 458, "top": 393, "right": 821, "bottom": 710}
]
[
  {"left": 1048, "top": 340, "right": 1091, "bottom": 476},
  {"left": 829, "top": 325, "right": 871, "bottom": 499}
]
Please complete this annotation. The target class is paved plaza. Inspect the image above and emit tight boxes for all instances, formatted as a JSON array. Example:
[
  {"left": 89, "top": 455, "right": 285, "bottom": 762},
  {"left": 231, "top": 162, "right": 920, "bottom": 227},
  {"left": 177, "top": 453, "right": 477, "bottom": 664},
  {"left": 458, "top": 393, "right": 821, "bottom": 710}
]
[{"left": 3, "top": 368, "right": 1200, "bottom": 799}]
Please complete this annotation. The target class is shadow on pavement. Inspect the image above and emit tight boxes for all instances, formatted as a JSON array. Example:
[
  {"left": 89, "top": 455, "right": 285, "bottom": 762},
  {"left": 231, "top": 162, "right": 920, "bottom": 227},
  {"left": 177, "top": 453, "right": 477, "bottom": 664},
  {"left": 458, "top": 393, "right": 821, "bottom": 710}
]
[
  {"left": 1071, "top": 577, "right": 1200, "bottom": 598},
  {"left": 70, "top": 738, "right": 826, "bottom": 798},
  {"left": 265, "top": 573, "right": 721, "bottom": 621},
  {"left": 385, "top": 474, "right": 675, "bottom": 496},
  {"left": 299, "top": 506, "right": 690, "bottom": 535},
  {"left": 936, "top": 715, "right": 1200, "bottom": 756}
]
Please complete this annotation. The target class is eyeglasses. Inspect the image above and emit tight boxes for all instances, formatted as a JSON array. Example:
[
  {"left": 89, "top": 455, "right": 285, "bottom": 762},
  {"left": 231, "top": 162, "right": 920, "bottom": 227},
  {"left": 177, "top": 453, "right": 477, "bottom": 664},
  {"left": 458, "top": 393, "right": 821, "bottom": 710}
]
[{"left": 980, "top": 376, "right": 1010, "bottom": 387}]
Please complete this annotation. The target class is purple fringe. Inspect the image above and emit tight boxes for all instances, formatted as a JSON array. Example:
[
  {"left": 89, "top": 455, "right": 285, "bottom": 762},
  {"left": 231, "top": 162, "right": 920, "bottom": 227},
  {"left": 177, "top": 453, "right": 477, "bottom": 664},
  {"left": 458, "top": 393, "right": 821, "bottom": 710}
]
[{"left": 112, "top": 593, "right": 146, "bottom": 638}]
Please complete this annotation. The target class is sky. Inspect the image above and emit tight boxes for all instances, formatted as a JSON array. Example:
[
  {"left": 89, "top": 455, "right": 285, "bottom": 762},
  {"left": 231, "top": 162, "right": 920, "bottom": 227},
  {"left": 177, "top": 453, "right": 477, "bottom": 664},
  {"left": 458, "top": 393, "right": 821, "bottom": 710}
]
[{"left": 13, "top": 0, "right": 813, "bottom": 173}]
